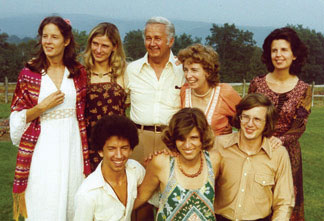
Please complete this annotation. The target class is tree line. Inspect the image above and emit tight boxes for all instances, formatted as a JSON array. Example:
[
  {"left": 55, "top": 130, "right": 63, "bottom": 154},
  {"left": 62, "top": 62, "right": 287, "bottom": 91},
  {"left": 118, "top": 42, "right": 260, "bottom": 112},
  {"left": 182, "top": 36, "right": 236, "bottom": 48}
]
[{"left": 1, "top": 24, "right": 324, "bottom": 83}]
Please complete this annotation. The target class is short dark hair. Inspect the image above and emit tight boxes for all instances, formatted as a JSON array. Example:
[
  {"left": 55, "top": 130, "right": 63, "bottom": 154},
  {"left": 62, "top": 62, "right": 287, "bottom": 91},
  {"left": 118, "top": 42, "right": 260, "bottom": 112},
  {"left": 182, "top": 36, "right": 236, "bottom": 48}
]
[
  {"left": 262, "top": 27, "right": 308, "bottom": 75},
  {"left": 178, "top": 44, "right": 220, "bottom": 87},
  {"left": 233, "top": 93, "right": 277, "bottom": 138},
  {"left": 27, "top": 16, "right": 80, "bottom": 78},
  {"left": 91, "top": 115, "right": 139, "bottom": 151},
  {"left": 162, "top": 108, "right": 214, "bottom": 151}
]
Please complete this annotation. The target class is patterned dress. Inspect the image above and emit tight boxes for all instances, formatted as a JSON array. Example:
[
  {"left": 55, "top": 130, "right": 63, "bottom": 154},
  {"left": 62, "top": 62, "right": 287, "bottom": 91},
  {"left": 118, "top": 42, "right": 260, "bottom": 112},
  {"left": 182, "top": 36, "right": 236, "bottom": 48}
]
[
  {"left": 156, "top": 151, "right": 216, "bottom": 221},
  {"left": 85, "top": 74, "right": 127, "bottom": 171},
  {"left": 249, "top": 75, "right": 312, "bottom": 221}
]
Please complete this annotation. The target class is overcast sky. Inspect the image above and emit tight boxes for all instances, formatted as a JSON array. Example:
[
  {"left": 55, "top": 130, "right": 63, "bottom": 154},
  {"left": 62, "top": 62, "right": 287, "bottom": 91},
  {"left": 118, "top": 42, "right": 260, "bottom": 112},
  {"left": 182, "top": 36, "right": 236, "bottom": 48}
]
[{"left": 1, "top": 0, "right": 324, "bottom": 32}]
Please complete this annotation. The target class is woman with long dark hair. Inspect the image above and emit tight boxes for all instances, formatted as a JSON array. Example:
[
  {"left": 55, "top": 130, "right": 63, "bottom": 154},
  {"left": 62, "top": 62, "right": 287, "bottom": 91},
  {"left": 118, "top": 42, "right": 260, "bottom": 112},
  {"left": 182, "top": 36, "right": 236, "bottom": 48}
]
[
  {"left": 249, "top": 27, "right": 311, "bottom": 220},
  {"left": 10, "top": 16, "right": 90, "bottom": 220}
]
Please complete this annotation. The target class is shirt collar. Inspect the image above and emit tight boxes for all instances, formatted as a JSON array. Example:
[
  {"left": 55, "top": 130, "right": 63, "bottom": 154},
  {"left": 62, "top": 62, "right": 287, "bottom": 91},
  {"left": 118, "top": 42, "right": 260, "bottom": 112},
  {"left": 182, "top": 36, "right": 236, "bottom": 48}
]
[
  {"left": 140, "top": 51, "right": 178, "bottom": 70},
  {"left": 223, "top": 131, "right": 273, "bottom": 159},
  {"left": 86, "top": 160, "right": 137, "bottom": 191}
]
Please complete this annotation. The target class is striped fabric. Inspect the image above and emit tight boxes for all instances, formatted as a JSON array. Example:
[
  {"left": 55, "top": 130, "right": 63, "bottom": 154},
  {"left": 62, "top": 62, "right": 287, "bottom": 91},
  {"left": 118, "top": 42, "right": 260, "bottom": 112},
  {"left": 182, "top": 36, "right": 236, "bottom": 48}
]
[{"left": 11, "top": 67, "right": 91, "bottom": 220}]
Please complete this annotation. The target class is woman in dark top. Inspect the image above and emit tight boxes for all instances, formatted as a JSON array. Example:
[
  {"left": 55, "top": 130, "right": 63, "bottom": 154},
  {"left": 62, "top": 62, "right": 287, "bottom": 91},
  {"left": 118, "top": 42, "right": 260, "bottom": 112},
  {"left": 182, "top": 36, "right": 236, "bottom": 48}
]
[
  {"left": 82, "top": 22, "right": 127, "bottom": 171},
  {"left": 249, "top": 27, "right": 311, "bottom": 221}
]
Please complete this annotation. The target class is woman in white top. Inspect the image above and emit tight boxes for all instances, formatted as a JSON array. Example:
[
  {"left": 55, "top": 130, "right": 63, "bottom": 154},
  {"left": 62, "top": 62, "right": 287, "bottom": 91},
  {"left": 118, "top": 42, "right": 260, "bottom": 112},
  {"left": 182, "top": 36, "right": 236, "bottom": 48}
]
[{"left": 10, "top": 16, "right": 90, "bottom": 221}]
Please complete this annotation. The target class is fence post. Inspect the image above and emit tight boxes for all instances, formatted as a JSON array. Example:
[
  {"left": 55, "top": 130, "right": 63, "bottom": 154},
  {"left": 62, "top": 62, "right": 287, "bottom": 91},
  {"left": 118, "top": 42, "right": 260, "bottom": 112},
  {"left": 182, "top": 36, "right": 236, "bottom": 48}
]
[
  {"left": 4, "top": 76, "right": 8, "bottom": 104},
  {"left": 242, "top": 79, "right": 246, "bottom": 97},
  {"left": 311, "top": 81, "right": 315, "bottom": 107}
]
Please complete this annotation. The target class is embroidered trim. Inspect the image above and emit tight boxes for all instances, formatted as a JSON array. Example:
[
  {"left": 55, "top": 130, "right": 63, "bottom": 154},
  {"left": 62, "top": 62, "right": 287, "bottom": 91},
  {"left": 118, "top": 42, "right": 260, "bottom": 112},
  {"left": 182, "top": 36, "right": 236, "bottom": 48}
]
[
  {"left": 185, "top": 87, "right": 221, "bottom": 125},
  {"left": 40, "top": 108, "right": 76, "bottom": 121}
]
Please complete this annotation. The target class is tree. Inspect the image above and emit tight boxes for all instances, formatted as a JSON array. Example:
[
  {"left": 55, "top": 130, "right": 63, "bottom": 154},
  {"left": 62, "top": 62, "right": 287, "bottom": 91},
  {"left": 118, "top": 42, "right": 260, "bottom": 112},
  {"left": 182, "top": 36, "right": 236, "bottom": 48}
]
[
  {"left": 246, "top": 47, "right": 267, "bottom": 81},
  {"left": 288, "top": 25, "right": 324, "bottom": 84},
  {"left": 206, "top": 23, "right": 256, "bottom": 82},
  {"left": 73, "top": 29, "right": 88, "bottom": 54},
  {"left": 123, "top": 29, "right": 146, "bottom": 61},
  {"left": 172, "top": 33, "right": 201, "bottom": 55}
]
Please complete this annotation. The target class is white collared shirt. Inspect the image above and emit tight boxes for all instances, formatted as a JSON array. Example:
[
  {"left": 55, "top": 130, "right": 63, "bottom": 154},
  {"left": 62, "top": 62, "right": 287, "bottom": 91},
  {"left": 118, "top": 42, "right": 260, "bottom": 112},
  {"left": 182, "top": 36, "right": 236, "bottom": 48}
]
[
  {"left": 125, "top": 52, "right": 185, "bottom": 125},
  {"left": 73, "top": 160, "right": 145, "bottom": 221}
]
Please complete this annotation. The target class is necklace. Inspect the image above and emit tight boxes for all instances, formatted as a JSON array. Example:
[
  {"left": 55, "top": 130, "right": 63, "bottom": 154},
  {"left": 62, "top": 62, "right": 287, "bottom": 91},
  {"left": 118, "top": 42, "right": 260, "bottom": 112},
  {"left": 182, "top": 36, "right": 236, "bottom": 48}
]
[
  {"left": 192, "top": 88, "right": 212, "bottom": 98},
  {"left": 177, "top": 151, "right": 203, "bottom": 178},
  {"left": 92, "top": 71, "right": 112, "bottom": 78}
]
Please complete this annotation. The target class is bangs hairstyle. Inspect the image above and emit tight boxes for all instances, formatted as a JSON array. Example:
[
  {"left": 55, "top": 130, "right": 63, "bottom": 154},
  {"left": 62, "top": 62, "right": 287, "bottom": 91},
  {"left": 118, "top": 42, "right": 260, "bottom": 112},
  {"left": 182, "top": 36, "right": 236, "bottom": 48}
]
[
  {"left": 233, "top": 93, "right": 278, "bottom": 138},
  {"left": 83, "top": 22, "right": 126, "bottom": 78},
  {"left": 27, "top": 16, "right": 80, "bottom": 78},
  {"left": 177, "top": 44, "right": 220, "bottom": 87},
  {"left": 162, "top": 108, "right": 214, "bottom": 151},
  {"left": 262, "top": 27, "right": 308, "bottom": 75},
  {"left": 91, "top": 115, "right": 139, "bottom": 151},
  {"left": 144, "top": 16, "right": 175, "bottom": 44}
]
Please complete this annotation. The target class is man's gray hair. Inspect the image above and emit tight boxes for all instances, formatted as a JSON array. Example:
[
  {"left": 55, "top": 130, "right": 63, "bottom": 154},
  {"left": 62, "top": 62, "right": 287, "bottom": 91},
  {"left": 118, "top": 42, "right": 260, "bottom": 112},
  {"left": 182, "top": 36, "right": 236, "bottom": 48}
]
[{"left": 144, "top": 16, "right": 175, "bottom": 43}]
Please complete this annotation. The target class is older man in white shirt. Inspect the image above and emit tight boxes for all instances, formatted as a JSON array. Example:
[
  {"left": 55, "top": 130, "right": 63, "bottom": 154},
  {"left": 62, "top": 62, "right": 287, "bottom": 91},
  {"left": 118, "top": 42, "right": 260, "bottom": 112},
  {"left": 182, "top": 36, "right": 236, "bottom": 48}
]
[
  {"left": 73, "top": 115, "right": 146, "bottom": 221},
  {"left": 125, "top": 16, "right": 185, "bottom": 164}
]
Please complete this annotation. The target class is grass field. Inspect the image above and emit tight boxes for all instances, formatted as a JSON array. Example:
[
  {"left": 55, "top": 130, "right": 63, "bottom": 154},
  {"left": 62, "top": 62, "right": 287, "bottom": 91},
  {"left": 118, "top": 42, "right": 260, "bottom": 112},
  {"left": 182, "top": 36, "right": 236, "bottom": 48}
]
[{"left": 0, "top": 105, "right": 323, "bottom": 220}]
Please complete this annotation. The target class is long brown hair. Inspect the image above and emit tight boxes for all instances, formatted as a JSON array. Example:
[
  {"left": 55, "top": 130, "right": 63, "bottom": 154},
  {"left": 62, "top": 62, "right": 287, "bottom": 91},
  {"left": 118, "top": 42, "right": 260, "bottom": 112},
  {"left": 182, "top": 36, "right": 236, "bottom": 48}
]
[
  {"left": 26, "top": 16, "right": 80, "bottom": 78},
  {"left": 162, "top": 108, "right": 214, "bottom": 151}
]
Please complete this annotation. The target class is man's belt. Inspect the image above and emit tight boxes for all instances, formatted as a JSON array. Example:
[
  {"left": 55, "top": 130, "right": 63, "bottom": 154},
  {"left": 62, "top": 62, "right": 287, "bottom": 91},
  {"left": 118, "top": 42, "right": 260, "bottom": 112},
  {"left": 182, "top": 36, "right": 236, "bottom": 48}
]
[{"left": 135, "top": 124, "right": 167, "bottom": 133}]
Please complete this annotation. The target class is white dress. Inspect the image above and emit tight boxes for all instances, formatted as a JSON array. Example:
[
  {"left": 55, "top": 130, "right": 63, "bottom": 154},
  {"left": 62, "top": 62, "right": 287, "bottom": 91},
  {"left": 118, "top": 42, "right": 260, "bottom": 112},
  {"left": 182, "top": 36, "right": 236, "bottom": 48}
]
[{"left": 10, "top": 68, "right": 84, "bottom": 221}]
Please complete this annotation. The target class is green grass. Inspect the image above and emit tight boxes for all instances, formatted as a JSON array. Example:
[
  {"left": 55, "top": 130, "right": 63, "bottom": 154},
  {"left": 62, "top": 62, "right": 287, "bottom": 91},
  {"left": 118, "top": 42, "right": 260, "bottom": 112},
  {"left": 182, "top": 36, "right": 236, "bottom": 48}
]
[
  {"left": 300, "top": 107, "right": 324, "bottom": 220},
  {"left": 0, "top": 103, "right": 11, "bottom": 119},
  {"left": 0, "top": 107, "right": 323, "bottom": 220},
  {"left": 0, "top": 142, "right": 17, "bottom": 221}
]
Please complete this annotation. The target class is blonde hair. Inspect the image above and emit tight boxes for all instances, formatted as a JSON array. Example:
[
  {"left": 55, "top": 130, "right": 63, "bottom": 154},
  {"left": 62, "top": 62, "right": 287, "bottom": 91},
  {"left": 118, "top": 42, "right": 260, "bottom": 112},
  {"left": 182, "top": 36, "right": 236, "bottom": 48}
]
[{"left": 82, "top": 22, "right": 126, "bottom": 77}]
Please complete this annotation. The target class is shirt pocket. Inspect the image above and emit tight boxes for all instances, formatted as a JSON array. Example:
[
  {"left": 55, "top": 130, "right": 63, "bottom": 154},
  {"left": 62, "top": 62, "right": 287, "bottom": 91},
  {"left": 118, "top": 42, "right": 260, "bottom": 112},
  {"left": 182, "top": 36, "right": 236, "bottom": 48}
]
[
  {"left": 253, "top": 173, "right": 275, "bottom": 202},
  {"left": 163, "top": 87, "right": 181, "bottom": 109}
]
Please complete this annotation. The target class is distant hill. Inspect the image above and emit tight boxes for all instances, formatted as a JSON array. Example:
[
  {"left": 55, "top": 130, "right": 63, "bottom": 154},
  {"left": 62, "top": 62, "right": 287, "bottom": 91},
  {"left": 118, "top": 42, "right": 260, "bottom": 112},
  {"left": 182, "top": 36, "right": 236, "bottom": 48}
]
[{"left": 0, "top": 13, "right": 275, "bottom": 47}]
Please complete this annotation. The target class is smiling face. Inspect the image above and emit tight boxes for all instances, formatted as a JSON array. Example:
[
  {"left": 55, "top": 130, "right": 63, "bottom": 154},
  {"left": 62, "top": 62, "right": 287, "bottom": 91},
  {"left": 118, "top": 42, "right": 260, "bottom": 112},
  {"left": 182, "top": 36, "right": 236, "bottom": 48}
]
[
  {"left": 41, "top": 23, "right": 69, "bottom": 60},
  {"left": 271, "top": 39, "right": 296, "bottom": 71},
  {"left": 144, "top": 23, "right": 173, "bottom": 62},
  {"left": 98, "top": 136, "right": 132, "bottom": 173},
  {"left": 240, "top": 106, "right": 267, "bottom": 142},
  {"left": 175, "top": 127, "right": 202, "bottom": 161},
  {"left": 91, "top": 35, "right": 115, "bottom": 65},
  {"left": 184, "top": 61, "right": 210, "bottom": 91}
]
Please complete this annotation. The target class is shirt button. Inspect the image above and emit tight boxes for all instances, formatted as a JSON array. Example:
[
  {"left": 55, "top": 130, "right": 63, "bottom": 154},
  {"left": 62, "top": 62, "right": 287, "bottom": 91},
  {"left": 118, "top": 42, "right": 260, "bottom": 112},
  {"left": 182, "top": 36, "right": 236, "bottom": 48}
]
[
  {"left": 238, "top": 204, "right": 242, "bottom": 208},
  {"left": 244, "top": 173, "right": 247, "bottom": 176},
  {"left": 247, "top": 157, "right": 250, "bottom": 160},
  {"left": 263, "top": 181, "right": 266, "bottom": 184},
  {"left": 241, "top": 189, "right": 245, "bottom": 192}
]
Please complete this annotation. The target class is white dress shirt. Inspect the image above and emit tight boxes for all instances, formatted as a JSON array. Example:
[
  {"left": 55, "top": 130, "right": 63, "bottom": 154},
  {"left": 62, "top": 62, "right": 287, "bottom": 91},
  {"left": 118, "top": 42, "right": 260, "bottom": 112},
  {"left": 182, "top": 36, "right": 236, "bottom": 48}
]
[
  {"left": 125, "top": 52, "right": 185, "bottom": 125},
  {"left": 73, "top": 159, "right": 145, "bottom": 221}
]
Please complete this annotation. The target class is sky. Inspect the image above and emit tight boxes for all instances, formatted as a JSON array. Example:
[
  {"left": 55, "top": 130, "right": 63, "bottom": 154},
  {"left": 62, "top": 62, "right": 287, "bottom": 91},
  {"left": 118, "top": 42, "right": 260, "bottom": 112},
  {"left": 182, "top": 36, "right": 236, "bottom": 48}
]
[{"left": 0, "top": 0, "right": 324, "bottom": 33}]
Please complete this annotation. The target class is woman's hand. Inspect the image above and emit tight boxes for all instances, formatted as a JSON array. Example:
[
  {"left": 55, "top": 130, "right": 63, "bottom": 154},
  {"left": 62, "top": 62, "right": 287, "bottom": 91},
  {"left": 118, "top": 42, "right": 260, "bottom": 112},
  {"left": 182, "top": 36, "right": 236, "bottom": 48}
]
[
  {"left": 143, "top": 149, "right": 178, "bottom": 167},
  {"left": 39, "top": 90, "right": 65, "bottom": 112},
  {"left": 26, "top": 90, "right": 65, "bottom": 123},
  {"left": 269, "top": 136, "right": 282, "bottom": 150}
]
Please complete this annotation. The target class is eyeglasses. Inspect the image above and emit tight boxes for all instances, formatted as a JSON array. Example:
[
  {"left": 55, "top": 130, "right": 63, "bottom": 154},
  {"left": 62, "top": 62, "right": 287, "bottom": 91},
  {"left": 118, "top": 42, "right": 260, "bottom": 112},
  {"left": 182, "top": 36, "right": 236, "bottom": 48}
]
[{"left": 239, "top": 114, "right": 265, "bottom": 126}]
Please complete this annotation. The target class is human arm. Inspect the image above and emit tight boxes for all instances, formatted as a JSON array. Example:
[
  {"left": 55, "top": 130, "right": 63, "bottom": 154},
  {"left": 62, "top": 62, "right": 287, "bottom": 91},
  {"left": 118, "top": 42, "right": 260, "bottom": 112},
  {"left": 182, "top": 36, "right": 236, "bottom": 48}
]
[
  {"left": 271, "top": 148, "right": 295, "bottom": 220},
  {"left": 219, "top": 84, "right": 241, "bottom": 135},
  {"left": 278, "top": 86, "right": 311, "bottom": 146},
  {"left": 133, "top": 155, "right": 163, "bottom": 209},
  {"left": 248, "top": 78, "right": 258, "bottom": 94}
]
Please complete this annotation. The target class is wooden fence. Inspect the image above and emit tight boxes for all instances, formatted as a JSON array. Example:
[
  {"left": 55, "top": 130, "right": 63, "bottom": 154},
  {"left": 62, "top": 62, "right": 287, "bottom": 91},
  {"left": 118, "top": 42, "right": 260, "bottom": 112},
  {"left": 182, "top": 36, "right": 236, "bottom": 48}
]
[{"left": 2, "top": 77, "right": 324, "bottom": 107}]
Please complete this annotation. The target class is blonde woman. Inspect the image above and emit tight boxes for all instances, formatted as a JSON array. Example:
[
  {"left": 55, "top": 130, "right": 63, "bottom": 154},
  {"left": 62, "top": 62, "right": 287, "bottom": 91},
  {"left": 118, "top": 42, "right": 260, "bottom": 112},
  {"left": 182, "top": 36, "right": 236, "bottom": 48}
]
[{"left": 83, "top": 22, "right": 127, "bottom": 171}]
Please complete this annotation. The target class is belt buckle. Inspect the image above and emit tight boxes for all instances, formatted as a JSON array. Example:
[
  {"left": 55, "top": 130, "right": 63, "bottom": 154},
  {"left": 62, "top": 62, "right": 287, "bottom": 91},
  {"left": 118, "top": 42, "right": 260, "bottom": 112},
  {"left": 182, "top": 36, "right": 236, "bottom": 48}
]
[{"left": 154, "top": 124, "right": 162, "bottom": 133}]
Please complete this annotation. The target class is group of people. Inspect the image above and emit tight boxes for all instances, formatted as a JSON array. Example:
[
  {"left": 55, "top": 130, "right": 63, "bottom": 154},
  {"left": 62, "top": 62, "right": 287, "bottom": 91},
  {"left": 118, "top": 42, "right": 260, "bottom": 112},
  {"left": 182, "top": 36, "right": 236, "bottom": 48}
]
[{"left": 9, "top": 15, "right": 311, "bottom": 221}]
